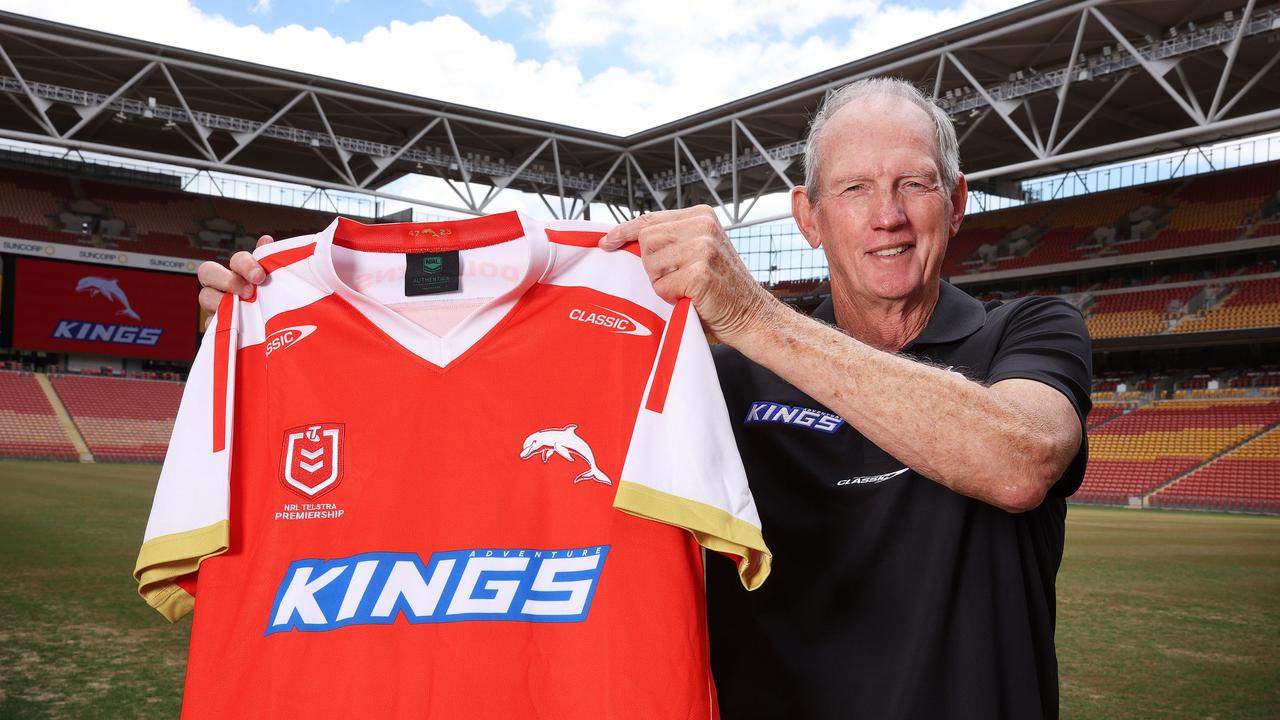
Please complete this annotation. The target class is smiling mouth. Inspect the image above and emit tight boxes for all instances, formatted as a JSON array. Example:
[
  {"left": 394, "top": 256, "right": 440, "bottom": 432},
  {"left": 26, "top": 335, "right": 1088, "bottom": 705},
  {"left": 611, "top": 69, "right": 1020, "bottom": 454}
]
[{"left": 871, "top": 244, "right": 912, "bottom": 257}]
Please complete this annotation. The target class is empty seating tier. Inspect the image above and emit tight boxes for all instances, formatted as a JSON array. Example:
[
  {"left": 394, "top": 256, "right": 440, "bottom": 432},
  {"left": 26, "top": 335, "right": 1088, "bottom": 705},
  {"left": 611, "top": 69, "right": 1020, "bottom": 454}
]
[
  {"left": 0, "top": 166, "right": 345, "bottom": 260},
  {"left": 1076, "top": 399, "right": 1280, "bottom": 505},
  {"left": 1174, "top": 277, "right": 1280, "bottom": 333},
  {"left": 0, "top": 371, "right": 78, "bottom": 461},
  {"left": 49, "top": 375, "right": 183, "bottom": 463},
  {"left": 1151, "top": 427, "right": 1280, "bottom": 513},
  {"left": 945, "top": 162, "right": 1280, "bottom": 276},
  {"left": 1085, "top": 402, "right": 1124, "bottom": 429}
]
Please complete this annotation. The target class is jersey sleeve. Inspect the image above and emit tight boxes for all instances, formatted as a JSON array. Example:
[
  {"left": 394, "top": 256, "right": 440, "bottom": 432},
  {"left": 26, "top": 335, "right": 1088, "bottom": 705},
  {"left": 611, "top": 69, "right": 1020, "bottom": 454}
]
[
  {"left": 133, "top": 293, "right": 239, "bottom": 621},
  {"left": 986, "top": 296, "right": 1093, "bottom": 497},
  {"left": 613, "top": 299, "right": 772, "bottom": 590}
]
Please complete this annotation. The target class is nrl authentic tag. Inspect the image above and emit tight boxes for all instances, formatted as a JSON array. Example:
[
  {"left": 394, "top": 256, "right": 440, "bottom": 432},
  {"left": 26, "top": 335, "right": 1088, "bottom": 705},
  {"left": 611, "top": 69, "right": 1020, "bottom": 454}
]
[{"left": 405, "top": 251, "right": 460, "bottom": 296}]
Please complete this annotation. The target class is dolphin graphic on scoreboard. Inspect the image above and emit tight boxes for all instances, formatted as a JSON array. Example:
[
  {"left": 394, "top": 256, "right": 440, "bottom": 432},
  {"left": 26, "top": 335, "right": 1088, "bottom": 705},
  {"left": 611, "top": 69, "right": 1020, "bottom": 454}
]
[
  {"left": 75, "top": 276, "right": 141, "bottom": 321},
  {"left": 520, "top": 424, "right": 613, "bottom": 485}
]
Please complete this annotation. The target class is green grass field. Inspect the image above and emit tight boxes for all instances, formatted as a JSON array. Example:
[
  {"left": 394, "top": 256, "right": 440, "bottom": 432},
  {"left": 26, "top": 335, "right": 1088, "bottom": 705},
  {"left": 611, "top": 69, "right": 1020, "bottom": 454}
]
[{"left": 0, "top": 460, "right": 1276, "bottom": 719}]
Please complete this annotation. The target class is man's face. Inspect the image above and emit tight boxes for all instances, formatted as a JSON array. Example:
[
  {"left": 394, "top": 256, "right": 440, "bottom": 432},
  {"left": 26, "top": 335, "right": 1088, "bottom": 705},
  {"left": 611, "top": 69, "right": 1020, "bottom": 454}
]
[{"left": 793, "top": 95, "right": 965, "bottom": 306}]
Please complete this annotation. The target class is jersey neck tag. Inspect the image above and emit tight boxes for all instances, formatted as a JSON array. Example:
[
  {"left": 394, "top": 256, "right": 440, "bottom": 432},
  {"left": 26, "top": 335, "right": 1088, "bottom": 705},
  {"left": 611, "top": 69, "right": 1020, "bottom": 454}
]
[{"left": 405, "top": 251, "right": 460, "bottom": 296}]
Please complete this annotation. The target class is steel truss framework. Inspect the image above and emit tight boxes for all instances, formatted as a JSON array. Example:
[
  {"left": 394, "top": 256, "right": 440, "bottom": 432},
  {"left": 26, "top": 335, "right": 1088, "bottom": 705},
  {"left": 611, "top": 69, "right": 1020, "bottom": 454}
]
[{"left": 0, "top": 0, "right": 1278, "bottom": 228}]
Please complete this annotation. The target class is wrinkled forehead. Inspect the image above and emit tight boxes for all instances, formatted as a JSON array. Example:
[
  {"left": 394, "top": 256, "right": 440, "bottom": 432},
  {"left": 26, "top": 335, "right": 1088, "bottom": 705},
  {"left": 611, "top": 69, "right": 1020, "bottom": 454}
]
[{"left": 819, "top": 96, "right": 941, "bottom": 181}]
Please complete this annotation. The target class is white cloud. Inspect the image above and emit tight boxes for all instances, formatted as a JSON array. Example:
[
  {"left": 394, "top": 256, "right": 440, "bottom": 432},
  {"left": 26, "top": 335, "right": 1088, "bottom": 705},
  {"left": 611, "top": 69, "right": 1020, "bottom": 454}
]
[
  {"left": 248, "top": 0, "right": 270, "bottom": 15},
  {"left": 471, "top": 0, "right": 510, "bottom": 17},
  {"left": 0, "top": 0, "right": 1024, "bottom": 135}
]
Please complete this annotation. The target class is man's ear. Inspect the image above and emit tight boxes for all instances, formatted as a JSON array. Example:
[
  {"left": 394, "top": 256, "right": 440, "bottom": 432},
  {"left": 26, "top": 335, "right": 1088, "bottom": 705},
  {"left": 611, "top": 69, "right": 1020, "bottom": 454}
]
[
  {"left": 791, "top": 186, "right": 822, "bottom": 250},
  {"left": 948, "top": 175, "right": 968, "bottom": 236}
]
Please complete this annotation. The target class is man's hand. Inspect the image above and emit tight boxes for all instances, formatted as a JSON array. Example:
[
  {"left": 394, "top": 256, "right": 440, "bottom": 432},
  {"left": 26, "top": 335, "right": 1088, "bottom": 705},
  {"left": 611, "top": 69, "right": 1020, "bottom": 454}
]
[
  {"left": 599, "top": 206, "right": 780, "bottom": 345},
  {"left": 197, "top": 235, "right": 274, "bottom": 327}
]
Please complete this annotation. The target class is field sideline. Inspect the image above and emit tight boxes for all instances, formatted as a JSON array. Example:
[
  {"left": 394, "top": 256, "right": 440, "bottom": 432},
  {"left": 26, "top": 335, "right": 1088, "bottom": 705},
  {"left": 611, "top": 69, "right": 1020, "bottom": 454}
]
[{"left": 0, "top": 460, "right": 1276, "bottom": 719}]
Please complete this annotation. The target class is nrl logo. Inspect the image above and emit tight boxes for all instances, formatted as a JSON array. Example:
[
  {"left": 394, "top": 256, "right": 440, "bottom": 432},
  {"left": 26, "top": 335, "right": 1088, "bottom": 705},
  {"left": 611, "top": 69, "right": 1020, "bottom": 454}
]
[
  {"left": 281, "top": 423, "right": 344, "bottom": 498},
  {"left": 519, "top": 424, "right": 612, "bottom": 485}
]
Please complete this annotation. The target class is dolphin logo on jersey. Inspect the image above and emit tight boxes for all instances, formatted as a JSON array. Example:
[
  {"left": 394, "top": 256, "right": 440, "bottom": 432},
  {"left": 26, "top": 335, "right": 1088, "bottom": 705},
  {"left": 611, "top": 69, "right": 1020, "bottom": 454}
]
[
  {"left": 75, "top": 276, "right": 141, "bottom": 320},
  {"left": 520, "top": 424, "right": 612, "bottom": 485}
]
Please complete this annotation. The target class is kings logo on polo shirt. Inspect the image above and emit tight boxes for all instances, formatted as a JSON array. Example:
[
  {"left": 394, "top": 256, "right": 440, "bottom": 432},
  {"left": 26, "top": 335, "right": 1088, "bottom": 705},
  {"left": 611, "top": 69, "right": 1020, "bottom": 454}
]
[{"left": 134, "top": 212, "right": 771, "bottom": 720}]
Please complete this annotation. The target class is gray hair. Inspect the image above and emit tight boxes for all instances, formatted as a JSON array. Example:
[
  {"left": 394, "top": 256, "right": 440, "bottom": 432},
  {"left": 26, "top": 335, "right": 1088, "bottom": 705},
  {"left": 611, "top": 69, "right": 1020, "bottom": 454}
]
[{"left": 803, "top": 77, "right": 960, "bottom": 204}]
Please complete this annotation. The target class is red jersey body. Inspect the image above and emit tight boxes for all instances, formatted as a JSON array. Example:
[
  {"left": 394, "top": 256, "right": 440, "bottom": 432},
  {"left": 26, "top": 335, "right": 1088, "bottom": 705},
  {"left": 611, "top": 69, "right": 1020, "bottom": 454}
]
[{"left": 135, "top": 213, "right": 769, "bottom": 719}]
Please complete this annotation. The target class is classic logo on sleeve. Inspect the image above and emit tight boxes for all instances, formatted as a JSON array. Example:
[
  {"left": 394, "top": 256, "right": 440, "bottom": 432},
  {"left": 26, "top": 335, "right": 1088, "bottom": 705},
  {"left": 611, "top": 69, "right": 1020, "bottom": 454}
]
[
  {"left": 520, "top": 424, "right": 612, "bottom": 485},
  {"left": 281, "top": 423, "right": 345, "bottom": 499},
  {"left": 267, "top": 545, "right": 609, "bottom": 633},
  {"left": 744, "top": 401, "right": 845, "bottom": 433}
]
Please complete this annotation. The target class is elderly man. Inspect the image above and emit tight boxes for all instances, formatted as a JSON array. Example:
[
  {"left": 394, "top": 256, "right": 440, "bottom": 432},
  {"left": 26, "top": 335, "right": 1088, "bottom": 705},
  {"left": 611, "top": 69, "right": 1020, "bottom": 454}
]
[
  {"left": 198, "top": 77, "right": 1090, "bottom": 719},
  {"left": 598, "top": 77, "right": 1091, "bottom": 720}
]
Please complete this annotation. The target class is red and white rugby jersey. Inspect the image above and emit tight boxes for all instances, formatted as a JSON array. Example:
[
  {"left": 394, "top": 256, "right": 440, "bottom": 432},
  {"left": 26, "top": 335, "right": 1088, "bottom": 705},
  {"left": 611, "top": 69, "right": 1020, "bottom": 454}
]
[{"left": 134, "top": 211, "right": 769, "bottom": 719}]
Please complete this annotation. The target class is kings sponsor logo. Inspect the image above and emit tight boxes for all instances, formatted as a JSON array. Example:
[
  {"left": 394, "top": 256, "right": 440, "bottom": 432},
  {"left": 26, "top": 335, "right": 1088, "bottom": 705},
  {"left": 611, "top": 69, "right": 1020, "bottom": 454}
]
[
  {"left": 267, "top": 545, "right": 609, "bottom": 633},
  {"left": 51, "top": 275, "right": 165, "bottom": 346},
  {"left": 52, "top": 321, "right": 162, "bottom": 346},
  {"left": 744, "top": 401, "right": 844, "bottom": 434}
]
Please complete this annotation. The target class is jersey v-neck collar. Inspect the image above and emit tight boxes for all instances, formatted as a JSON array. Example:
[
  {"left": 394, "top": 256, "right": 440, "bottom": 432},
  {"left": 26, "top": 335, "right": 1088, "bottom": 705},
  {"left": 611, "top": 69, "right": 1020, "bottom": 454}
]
[{"left": 309, "top": 212, "right": 553, "bottom": 369}]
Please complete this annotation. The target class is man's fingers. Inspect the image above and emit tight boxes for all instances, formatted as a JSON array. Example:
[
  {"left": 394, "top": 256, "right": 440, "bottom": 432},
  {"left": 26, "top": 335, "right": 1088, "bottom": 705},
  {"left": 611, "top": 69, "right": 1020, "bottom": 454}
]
[
  {"left": 599, "top": 206, "right": 716, "bottom": 250},
  {"left": 197, "top": 258, "right": 252, "bottom": 299},
  {"left": 599, "top": 214, "right": 660, "bottom": 251},
  {"left": 229, "top": 250, "right": 267, "bottom": 285},
  {"left": 638, "top": 236, "right": 688, "bottom": 283},
  {"left": 198, "top": 261, "right": 235, "bottom": 292},
  {"left": 198, "top": 287, "right": 225, "bottom": 316},
  {"left": 256, "top": 234, "right": 275, "bottom": 249}
]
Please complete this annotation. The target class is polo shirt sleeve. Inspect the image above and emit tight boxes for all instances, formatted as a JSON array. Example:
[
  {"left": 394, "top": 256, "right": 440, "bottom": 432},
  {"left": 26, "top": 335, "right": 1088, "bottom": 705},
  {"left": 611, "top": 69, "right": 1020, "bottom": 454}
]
[{"left": 985, "top": 296, "right": 1093, "bottom": 497}]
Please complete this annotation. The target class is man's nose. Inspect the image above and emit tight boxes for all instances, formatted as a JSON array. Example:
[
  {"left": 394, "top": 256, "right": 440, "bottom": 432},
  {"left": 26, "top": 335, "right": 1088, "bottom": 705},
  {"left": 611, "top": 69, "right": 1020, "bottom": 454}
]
[{"left": 870, "top": 187, "right": 908, "bottom": 230}]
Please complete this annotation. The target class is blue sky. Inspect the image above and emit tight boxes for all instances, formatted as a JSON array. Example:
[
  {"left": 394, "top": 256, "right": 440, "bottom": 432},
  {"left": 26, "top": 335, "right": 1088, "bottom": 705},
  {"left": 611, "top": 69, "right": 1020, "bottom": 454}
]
[
  {"left": 189, "top": 0, "right": 984, "bottom": 82},
  {"left": 0, "top": 0, "right": 1027, "bottom": 134}
]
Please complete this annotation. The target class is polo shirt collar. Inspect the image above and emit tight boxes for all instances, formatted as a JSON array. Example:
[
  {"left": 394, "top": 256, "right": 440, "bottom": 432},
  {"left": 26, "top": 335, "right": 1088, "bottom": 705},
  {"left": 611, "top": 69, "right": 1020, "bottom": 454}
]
[{"left": 811, "top": 281, "right": 985, "bottom": 349}]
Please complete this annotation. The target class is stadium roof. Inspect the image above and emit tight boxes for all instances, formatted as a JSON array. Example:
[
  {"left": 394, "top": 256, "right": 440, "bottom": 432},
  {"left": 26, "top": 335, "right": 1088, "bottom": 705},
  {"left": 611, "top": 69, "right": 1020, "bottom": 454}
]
[{"left": 1, "top": 0, "right": 1278, "bottom": 225}]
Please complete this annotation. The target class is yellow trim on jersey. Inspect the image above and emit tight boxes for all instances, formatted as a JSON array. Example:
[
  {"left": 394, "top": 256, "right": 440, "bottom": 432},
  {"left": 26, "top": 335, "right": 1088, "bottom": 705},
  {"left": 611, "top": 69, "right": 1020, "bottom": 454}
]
[
  {"left": 134, "top": 520, "right": 230, "bottom": 622},
  {"left": 614, "top": 481, "right": 772, "bottom": 590}
]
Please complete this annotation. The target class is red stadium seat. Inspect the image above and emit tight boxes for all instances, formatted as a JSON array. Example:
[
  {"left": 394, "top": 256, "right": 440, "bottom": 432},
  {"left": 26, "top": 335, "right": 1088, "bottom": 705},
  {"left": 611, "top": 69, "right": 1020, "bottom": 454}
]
[
  {"left": 0, "top": 370, "right": 79, "bottom": 461},
  {"left": 49, "top": 374, "right": 183, "bottom": 463}
]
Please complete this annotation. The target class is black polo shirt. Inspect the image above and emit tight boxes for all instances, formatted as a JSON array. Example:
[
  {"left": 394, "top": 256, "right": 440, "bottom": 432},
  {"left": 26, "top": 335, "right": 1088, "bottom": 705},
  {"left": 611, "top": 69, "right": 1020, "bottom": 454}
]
[{"left": 707, "top": 282, "right": 1092, "bottom": 720}]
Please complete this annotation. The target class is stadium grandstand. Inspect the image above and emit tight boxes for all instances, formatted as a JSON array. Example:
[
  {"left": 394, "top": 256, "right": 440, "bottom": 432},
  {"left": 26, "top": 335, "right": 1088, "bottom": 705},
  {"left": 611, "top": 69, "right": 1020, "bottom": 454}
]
[{"left": 0, "top": 0, "right": 1277, "bottom": 516}]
